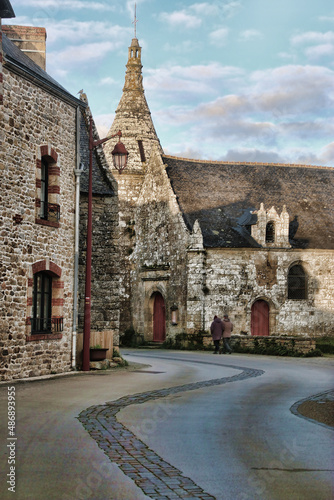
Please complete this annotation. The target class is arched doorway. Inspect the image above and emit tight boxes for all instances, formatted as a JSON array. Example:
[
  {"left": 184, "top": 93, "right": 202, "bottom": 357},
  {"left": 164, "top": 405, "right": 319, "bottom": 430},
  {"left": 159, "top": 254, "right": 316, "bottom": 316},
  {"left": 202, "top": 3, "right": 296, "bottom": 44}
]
[
  {"left": 153, "top": 292, "right": 166, "bottom": 342},
  {"left": 251, "top": 300, "right": 269, "bottom": 336}
]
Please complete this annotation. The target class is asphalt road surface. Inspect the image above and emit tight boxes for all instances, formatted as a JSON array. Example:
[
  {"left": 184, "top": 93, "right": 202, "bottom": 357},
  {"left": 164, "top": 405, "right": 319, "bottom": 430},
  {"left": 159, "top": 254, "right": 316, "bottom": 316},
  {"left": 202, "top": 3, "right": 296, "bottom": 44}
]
[{"left": 0, "top": 350, "right": 333, "bottom": 500}]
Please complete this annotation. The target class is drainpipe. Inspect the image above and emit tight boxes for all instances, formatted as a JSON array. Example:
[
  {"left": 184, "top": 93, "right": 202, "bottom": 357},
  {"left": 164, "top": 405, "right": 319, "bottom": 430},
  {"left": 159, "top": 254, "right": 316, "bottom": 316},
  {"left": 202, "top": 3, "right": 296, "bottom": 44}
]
[{"left": 72, "top": 106, "right": 84, "bottom": 369}]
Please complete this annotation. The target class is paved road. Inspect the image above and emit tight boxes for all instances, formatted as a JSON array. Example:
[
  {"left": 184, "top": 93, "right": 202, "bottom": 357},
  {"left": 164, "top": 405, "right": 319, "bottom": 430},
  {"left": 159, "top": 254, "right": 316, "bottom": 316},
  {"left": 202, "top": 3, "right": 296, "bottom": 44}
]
[{"left": 0, "top": 350, "right": 333, "bottom": 500}]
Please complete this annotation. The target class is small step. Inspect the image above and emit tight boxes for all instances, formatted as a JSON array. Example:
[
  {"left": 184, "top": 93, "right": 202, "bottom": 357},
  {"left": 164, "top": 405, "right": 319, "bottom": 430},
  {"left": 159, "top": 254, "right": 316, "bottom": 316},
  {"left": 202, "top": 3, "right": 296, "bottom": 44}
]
[{"left": 137, "top": 341, "right": 164, "bottom": 349}]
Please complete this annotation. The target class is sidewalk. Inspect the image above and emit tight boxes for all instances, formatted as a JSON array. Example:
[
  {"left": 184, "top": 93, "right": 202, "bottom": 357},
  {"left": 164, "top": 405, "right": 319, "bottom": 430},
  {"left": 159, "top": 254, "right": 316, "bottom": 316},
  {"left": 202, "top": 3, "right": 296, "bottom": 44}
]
[{"left": 1, "top": 362, "right": 151, "bottom": 500}]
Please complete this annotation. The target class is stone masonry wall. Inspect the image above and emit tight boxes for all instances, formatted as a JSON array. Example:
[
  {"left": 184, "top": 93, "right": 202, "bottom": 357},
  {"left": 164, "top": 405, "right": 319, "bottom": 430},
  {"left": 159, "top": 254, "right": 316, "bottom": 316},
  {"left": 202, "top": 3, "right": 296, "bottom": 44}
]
[
  {"left": 0, "top": 19, "right": 3, "bottom": 106},
  {"left": 132, "top": 150, "right": 334, "bottom": 340},
  {"left": 111, "top": 171, "right": 145, "bottom": 335},
  {"left": 0, "top": 68, "right": 77, "bottom": 380},
  {"left": 200, "top": 248, "right": 334, "bottom": 337},
  {"left": 132, "top": 150, "right": 189, "bottom": 340},
  {"left": 78, "top": 194, "right": 120, "bottom": 362}
]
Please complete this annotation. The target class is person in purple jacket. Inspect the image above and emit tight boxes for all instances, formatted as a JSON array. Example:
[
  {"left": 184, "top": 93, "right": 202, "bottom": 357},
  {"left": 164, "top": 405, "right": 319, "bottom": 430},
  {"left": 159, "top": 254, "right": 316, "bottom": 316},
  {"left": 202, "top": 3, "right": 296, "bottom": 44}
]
[
  {"left": 210, "top": 315, "right": 223, "bottom": 354},
  {"left": 220, "top": 314, "right": 234, "bottom": 354}
]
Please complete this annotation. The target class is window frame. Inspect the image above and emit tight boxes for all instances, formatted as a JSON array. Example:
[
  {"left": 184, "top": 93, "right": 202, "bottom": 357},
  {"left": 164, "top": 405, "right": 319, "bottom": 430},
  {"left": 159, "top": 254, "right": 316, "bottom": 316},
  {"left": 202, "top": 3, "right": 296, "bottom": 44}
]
[
  {"left": 32, "top": 271, "right": 52, "bottom": 334},
  {"left": 288, "top": 264, "right": 307, "bottom": 300},
  {"left": 40, "top": 156, "right": 49, "bottom": 220},
  {"left": 266, "top": 221, "right": 275, "bottom": 244}
]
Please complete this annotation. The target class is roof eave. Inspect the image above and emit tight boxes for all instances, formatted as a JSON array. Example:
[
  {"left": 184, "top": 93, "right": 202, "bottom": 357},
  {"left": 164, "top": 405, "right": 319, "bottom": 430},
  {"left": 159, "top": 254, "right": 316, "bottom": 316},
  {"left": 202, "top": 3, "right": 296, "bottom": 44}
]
[
  {"left": 0, "top": 0, "right": 15, "bottom": 18},
  {"left": 4, "top": 55, "right": 86, "bottom": 109}
]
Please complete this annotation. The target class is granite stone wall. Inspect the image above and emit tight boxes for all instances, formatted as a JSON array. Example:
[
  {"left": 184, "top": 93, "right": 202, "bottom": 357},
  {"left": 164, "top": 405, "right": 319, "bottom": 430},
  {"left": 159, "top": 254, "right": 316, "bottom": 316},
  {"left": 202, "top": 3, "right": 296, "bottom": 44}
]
[
  {"left": 199, "top": 249, "right": 334, "bottom": 336},
  {"left": 132, "top": 151, "right": 334, "bottom": 341},
  {"left": 78, "top": 193, "right": 120, "bottom": 361},
  {"left": 0, "top": 68, "right": 78, "bottom": 380},
  {"left": 132, "top": 150, "right": 190, "bottom": 340}
]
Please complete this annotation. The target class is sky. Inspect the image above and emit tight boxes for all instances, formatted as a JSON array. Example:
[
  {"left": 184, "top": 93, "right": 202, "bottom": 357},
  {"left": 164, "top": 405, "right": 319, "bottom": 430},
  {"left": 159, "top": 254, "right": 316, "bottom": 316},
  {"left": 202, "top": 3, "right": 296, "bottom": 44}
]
[{"left": 4, "top": 0, "right": 334, "bottom": 166}]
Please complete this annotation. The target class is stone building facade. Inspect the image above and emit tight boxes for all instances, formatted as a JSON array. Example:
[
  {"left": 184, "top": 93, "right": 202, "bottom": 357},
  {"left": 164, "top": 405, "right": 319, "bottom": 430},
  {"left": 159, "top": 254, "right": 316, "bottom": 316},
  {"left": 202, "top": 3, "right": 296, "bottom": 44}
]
[
  {"left": 77, "top": 99, "right": 120, "bottom": 360},
  {"left": 107, "top": 36, "right": 334, "bottom": 342},
  {"left": 131, "top": 152, "right": 334, "bottom": 340},
  {"left": 103, "top": 37, "right": 162, "bottom": 335},
  {"left": 0, "top": 13, "right": 84, "bottom": 380}
]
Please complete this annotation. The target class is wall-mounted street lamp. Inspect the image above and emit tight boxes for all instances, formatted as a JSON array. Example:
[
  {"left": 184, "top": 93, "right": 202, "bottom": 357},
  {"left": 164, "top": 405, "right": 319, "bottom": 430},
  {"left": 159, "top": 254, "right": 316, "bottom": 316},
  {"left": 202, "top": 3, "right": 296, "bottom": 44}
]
[
  {"left": 111, "top": 134, "right": 129, "bottom": 174},
  {"left": 82, "top": 117, "right": 128, "bottom": 371}
]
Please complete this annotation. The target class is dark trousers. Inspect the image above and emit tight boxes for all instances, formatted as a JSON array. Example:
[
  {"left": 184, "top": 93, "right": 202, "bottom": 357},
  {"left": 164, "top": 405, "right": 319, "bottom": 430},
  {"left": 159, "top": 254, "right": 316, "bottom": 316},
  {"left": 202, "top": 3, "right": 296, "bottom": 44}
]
[
  {"left": 213, "top": 339, "right": 220, "bottom": 352},
  {"left": 222, "top": 337, "right": 232, "bottom": 353}
]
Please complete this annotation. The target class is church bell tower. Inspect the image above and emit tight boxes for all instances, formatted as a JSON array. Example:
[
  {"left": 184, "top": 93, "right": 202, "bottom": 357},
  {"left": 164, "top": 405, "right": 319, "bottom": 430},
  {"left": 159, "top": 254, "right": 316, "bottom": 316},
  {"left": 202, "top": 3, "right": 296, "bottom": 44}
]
[{"left": 103, "top": 23, "right": 163, "bottom": 334}]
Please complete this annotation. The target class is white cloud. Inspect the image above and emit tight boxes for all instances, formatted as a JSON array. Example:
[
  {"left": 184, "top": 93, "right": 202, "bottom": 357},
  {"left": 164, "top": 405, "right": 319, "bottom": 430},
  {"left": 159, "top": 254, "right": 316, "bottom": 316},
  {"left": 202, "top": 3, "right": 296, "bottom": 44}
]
[
  {"left": 220, "top": 1, "right": 242, "bottom": 19},
  {"left": 291, "top": 31, "right": 334, "bottom": 45},
  {"left": 319, "top": 15, "right": 334, "bottom": 23},
  {"left": 95, "top": 113, "right": 116, "bottom": 137},
  {"left": 163, "top": 40, "right": 202, "bottom": 54},
  {"left": 145, "top": 63, "right": 243, "bottom": 91},
  {"left": 159, "top": 10, "right": 202, "bottom": 29},
  {"left": 158, "top": 1, "right": 240, "bottom": 29},
  {"left": 249, "top": 65, "right": 334, "bottom": 116},
  {"left": 209, "top": 28, "right": 229, "bottom": 46},
  {"left": 305, "top": 43, "right": 334, "bottom": 59},
  {"left": 239, "top": 29, "right": 263, "bottom": 42},
  {"left": 151, "top": 62, "right": 334, "bottom": 164},
  {"left": 98, "top": 77, "right": 117, "bottom": 86},
  {"left": 12, "top": 0, "right": 114, "bottom": 10},
  {"left": 48, "top": 41, "right": 116, "bottom": 68},
  {"left": 43, "top": 20, "right": 129, "bottom": 44},
  {"left": 319, "top": 142, "right": 334, "bottom": 164},
  {"left": 223, "top": 148, "right": 285, "bottom": 164}
]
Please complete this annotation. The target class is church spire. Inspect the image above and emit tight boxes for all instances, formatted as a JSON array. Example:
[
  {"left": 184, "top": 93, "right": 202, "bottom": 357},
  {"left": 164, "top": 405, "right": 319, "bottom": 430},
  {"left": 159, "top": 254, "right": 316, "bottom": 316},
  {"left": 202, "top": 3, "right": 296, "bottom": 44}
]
[
  {"left": 104, "top": 19, "right": 162, "bottom": 173},
  {"left": 123, "top": 37, "right": 143, "bottom": 92},
  {"left": 132, "top": 2, "right": 138, "bottom": 38}
]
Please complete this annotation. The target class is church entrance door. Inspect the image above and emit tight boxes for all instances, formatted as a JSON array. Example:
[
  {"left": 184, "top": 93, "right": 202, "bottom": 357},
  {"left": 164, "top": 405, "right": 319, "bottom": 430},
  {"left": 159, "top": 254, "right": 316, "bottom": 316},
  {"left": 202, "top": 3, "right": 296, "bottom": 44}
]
[
  {"left": 251, "top": 300, "right": 269, "bottom": 336},
  {"left": 153, "top": 292, "right": 166, "bottom": 342}
]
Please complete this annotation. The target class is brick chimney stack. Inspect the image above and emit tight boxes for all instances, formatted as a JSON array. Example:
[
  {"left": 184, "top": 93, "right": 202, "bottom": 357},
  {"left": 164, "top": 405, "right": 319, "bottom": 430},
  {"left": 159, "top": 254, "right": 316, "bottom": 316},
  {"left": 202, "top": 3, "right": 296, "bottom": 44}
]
[{"left": 2, "top": 25, "right": 46, "bottom": 70}]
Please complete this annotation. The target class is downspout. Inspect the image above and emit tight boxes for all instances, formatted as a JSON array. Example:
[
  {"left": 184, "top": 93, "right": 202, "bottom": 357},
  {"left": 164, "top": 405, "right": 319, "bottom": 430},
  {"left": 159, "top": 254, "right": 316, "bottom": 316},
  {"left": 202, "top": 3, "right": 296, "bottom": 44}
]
[{"left": 72, "top": 106, "right": 83, "bottom": 369}]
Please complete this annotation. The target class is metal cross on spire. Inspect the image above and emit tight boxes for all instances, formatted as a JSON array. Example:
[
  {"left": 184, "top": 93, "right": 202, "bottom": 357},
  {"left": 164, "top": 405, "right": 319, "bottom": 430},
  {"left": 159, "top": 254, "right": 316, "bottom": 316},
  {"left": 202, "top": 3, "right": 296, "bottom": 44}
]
[{"left": 132, "top": 3, "right": 138, "bottom": 38}]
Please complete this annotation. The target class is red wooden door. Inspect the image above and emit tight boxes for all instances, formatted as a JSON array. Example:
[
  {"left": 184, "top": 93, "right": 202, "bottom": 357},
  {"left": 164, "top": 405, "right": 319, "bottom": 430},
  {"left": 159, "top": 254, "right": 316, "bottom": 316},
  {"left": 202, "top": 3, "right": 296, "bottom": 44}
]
[
  {"left": 251, "top": 300, "right": 269, "bottom": 336},
  {"left": 153, "top": 293, "right": 166, "bottom": 342}
]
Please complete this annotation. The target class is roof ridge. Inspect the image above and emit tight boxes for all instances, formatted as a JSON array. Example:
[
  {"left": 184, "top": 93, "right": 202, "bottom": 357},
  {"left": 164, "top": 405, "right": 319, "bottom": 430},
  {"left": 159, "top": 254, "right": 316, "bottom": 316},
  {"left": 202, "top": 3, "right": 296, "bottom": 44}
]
[{"left": 162, "top": 154, "right": 333, "bottom": 171}]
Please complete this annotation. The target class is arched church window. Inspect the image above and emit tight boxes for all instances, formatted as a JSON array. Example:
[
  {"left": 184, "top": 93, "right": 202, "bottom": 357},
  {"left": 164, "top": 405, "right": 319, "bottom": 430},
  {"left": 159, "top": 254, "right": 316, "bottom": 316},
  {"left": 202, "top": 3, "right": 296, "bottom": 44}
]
[
  {"left": 266, "top": 222, "right": 275, "bottom": 243},
  {"left": 288, "top": 264, "right": 307, "bottom": 300}
]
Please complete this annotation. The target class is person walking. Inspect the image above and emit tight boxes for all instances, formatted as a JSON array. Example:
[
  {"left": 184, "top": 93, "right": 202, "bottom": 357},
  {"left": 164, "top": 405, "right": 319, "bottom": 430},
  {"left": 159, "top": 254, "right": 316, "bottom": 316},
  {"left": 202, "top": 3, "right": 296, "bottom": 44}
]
[
  {"left": 210, "top": 315, "right": 223, "bottom": 354},
  {"left": 220, "top": 314, "right": 233, "bottom": 354}
]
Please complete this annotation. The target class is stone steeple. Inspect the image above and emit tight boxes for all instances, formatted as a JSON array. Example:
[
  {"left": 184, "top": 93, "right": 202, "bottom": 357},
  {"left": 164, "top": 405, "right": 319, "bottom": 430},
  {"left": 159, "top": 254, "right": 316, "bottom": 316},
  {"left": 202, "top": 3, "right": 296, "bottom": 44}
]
[
  {"left": 104, "top": 36, "right": 162, "bottom": 172},
  {"left": 103, "top": 35, "right": 163, "bottom": 336}
]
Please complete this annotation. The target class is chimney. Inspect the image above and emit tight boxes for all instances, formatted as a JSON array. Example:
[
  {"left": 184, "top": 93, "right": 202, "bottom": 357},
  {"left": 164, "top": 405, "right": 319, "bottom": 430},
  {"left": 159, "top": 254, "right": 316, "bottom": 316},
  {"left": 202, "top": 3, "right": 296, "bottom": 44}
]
[{"left": 2, "top": 25, "right": 46, "bottom": 70}]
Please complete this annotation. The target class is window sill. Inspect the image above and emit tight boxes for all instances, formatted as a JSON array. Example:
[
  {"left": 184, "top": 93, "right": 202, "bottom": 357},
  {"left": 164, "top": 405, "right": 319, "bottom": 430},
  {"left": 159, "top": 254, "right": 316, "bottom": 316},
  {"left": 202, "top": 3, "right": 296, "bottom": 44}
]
[
  {"left": 26, "top": 333, "right": 63, "bottom": 341},
  {"left": 35, "top": 218, "right": 60, "bottom": 228}
]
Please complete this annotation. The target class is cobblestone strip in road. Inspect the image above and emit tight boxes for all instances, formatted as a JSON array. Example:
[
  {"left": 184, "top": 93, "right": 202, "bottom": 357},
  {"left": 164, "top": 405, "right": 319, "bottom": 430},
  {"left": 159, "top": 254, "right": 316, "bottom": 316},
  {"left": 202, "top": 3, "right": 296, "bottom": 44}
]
[
  {"left": 290, "top": 388, "right": 334, "bottom": 430},
  {"left": 78, "top": 362, "right": 264, "bottom": 499}
]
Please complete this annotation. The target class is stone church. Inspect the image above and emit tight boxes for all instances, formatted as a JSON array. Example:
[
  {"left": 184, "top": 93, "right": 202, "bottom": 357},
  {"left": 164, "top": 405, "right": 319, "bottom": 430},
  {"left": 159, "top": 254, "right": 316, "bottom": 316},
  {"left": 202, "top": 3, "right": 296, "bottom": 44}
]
[{"left": 104, "top": 36, "right": 334, "bottom": 343}]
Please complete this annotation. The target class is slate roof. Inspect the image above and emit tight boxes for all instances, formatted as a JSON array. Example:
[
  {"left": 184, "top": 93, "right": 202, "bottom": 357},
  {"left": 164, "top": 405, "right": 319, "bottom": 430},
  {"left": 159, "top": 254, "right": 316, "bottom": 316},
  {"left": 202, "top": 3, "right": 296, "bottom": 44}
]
[
  {"left": 2, "top": 33, "right": 82, "bottom": 106},
  {"left": 163, "top": 156, "right": 334, "bottom": 250},
  {"left": 0, "top": 0, "right": 15, "bottom": 18},
  {"left": 80, "top": 112, "right": 115, "bottom": 196}
]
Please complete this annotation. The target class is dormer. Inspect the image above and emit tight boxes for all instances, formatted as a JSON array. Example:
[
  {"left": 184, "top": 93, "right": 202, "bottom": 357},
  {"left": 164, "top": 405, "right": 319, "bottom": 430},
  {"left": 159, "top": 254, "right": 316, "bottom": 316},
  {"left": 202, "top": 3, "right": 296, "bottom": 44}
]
[{"left": 251, "top": 204, "right": 291, "bottom": 248}]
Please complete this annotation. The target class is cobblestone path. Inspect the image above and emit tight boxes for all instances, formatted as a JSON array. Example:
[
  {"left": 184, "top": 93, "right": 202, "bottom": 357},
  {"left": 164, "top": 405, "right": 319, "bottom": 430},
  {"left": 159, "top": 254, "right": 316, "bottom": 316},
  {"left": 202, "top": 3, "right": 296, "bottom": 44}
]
[{"left": 78, "top": 360, "right": 264, "bottom": 499}]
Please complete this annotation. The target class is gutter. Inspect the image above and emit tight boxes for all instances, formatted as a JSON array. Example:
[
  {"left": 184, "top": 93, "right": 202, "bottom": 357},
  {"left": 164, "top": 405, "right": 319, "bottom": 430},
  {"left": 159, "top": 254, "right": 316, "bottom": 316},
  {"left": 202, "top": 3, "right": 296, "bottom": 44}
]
[
  {"left": 4, "top": 56, "right": 85, "bottom": 108},
  {"left": 72, "top": 106, "right": 84, "bottom": 369}
]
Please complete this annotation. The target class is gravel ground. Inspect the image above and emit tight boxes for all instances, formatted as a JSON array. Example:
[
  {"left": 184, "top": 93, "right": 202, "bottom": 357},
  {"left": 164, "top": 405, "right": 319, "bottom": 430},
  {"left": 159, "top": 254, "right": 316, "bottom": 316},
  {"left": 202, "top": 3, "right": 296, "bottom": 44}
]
[{"left": 296, "top": 391, "right": 334, "bottom": 428}]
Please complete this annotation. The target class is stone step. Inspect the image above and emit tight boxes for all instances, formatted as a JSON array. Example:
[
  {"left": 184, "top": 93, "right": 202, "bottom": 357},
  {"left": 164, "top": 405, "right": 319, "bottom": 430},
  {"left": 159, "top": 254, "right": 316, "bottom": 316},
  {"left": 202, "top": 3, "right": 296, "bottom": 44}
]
[{"left": 137, "top": 342, "right": 164, "bottom": 349}]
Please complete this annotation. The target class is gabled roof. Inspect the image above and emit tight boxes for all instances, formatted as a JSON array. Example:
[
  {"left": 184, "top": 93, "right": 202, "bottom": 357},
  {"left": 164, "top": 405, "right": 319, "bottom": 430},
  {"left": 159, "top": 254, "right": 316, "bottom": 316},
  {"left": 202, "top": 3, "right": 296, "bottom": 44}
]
[
  {"left": 2, "top": 33, "right": 83, "bottom": 107},
  {"left": 0, "top": 0, "right": 15, "bottom": 18},
  {"left": 163, "top": 155, "right": 334, "bottom": 250},
  {"left": 79, "top": 107, "right": 116, "bottom": 197}
]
